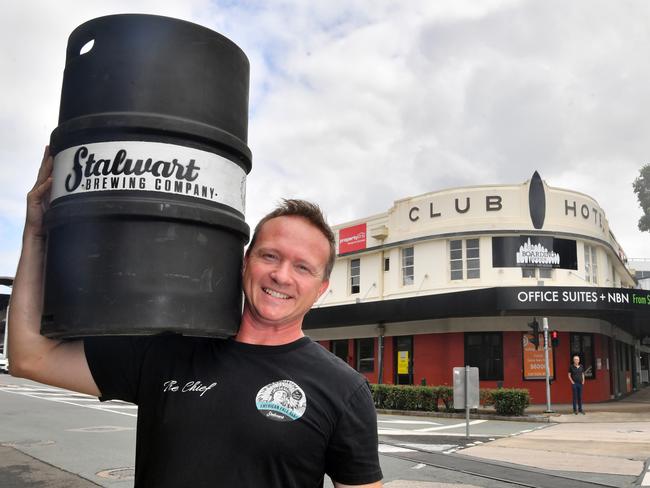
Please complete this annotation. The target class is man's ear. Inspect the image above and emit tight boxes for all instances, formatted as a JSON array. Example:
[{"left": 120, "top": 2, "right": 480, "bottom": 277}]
[{"left": 317, "top": 279, "right": 330, "bottom": 298}]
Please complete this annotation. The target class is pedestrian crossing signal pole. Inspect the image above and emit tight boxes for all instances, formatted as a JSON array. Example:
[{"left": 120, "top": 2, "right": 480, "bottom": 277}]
[{"left": 543, "top": 317, "right": 553, "bottom": 413}]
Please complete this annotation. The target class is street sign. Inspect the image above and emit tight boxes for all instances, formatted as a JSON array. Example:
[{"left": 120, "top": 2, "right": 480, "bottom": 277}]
[{"left": 453, "top": 367, "right": 479, "bottom": 410}]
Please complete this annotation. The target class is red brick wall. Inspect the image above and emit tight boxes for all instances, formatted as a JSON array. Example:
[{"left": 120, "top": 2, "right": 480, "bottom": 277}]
[{"left": 319, "top": 331, "right": 613, "bottom": 403}]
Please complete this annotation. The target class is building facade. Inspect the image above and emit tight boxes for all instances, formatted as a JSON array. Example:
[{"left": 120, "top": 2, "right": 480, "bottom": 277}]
[{"left": 304, "top": 173, "right": 650, "bottom": 404}]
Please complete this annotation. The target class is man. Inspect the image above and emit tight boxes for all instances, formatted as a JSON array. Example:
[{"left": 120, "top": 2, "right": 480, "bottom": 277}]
[
  {"left": 9, "top": 147, "right": 383, "bottom": 487},
  {"left": 568, "top": 354, "right": 585, "bottom": 415}
]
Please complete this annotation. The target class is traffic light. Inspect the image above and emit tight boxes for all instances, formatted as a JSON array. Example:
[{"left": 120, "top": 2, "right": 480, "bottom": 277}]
[
  {"left": 551, "top": 330, "right": 559, "bottom": 348},
  {"left": 528, "top": 318, "right": 540, "bottom": 350}
]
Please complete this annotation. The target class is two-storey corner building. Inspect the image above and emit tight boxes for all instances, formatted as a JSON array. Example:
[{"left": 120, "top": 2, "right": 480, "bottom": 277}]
[{"left": 304, "top": 172, "right": 650, "bottom": 404}]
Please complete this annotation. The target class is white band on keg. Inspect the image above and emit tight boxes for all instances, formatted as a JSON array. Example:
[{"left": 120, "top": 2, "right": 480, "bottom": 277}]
[{"left": 51, "top": 141, "right": 247, "bottom": 214}]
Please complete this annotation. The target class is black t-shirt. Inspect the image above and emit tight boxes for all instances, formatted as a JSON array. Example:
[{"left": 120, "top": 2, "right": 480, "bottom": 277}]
[
  {"left": 84, "top": 334, "right": 382, "bottom": 487},
  {"left": 569, "top": 364, "right": 585, "bottom": 383}
]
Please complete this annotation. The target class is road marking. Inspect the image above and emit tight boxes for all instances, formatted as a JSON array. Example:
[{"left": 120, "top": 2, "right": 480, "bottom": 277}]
[
  {"left": 417, "top": 419, "right": 488, "bottom": 432},
  {"left": 378, "top": 444, "right": 416, "bottom": 453},
  {"left": 378, "top": 419, "right": 442, "bottom": 425},
  {"left": 412, "top": 463, "right": 426, "bottom": 470},
  {"left": 0, "top": 383, "right": 138, "bottom": 418},
  {"left": 68, "top": 425, "right": 135, "bottom": 433},
  {"left": 398, "top": 443, "right": 458, "bottom": 452},
  {"left": 378, "top": 429, "right": 501, "bottom": 437},
  {"left": 49, "top": 397, "right": 108, "bottom": 402}
]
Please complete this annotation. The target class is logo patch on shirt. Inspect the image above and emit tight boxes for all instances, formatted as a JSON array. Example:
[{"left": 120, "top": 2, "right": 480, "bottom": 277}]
[{"left": 255, "top": 380, "right": 307, "bottom": 422}]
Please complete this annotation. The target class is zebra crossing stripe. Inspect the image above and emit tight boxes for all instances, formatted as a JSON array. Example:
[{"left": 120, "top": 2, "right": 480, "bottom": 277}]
[
  {"left": 0, "top": 383, "right": 137, "bottom": 417},
  {"left": 378, "top": 444, "right": 416, "bottom": 453}
]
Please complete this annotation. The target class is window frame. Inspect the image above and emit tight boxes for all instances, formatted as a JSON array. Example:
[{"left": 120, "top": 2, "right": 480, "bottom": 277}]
[
  {"left": 355, "top": 338, "right": 375, "bottom": 373},
  {"left": 450, "top": 238, "right": 480, "bottom": 281},
  {"left": 330, "top": 339, "right": 349, "bottom": 364},
  {"left": 401, "top": 247, "right": 414, "bottom": 286},
  {"left": 569, "top": 332, "right": 596, "bottom": 379},
  {"left": 522, "top": 267, "right": 553, "bottom": 279},
  {"left": 539, "top": 267, "right": 553, "bottom": 279},
  {"left": 349, "top": 258, "right": 360, "bottom": 294},
  {"left": 584, "top": 244, "right": 598, "bottom": 284},
  {"left": 464, "top": 332, "right": 504, "bottom": 381}
]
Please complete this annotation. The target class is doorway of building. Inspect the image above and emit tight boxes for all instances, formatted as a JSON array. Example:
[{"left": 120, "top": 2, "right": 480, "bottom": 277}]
[
  {"left": 394, "top": 336, "right": 413, "bottom": 385},
  {"left": 330, "top": 339, "right": 349, "bottom": 365}
]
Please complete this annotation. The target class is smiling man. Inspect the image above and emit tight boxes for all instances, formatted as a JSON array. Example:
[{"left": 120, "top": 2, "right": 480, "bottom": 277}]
[{"left": 9, "top": 149, "right": 383, "bottom": 487}]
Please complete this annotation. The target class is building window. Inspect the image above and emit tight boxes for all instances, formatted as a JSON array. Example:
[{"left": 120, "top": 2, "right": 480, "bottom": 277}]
[
  {"left": 466, "top": 238, "right": 480, "bottom": 278},
  {"left": 350, "top": 258, "right": 360, "bottom": 294},
  {"left": 539, "top": 267, "right": 553, "bottom": 279},
  {"left": 384, "top": 257, "right": 390, "bottom": 272},
  {"left": 570, "top": 333, "right": 595, "bottom": 379},
  {"left": 584, "top": 244, "right": 598, "bottom": 284},
  {"left": 522, "top": 267, "right": 553, "bottom": 279},
  {"left": 402, "top": 247, "right": 414, "bottom": 285},
  {"left": 465, "top": 332, "right": 503, "bottom": 380},
  {"left": 450, "top": 238, "right": 480, "bottom": 280},
  {"left": 356, "top": 338, "right": 375, "bottom": 373},
  {"left": 522, "top": 267, "right": 536, "bottom": 278},
  {"left": 331, "top": 339, "right": 349, "bottom": 363},
  {"left": 450, "top": 240, "right": 463, "bottom": 280}
]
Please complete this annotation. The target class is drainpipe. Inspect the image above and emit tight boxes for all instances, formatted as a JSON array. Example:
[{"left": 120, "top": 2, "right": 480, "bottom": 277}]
[{"left": 377, "top": 322, "right": 386, "bottom": 384}]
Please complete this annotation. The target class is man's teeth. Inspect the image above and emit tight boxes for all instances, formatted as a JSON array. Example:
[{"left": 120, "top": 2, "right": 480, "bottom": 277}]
[{"left": 264, "top": 288, "right": 291, "bottom": 299}]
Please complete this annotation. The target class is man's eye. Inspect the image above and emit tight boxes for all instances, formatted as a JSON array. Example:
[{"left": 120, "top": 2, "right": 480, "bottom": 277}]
[
  {"left": 296, "top": 264, "right": 313, "bottom": 274},
  {"left": 262, "top": 253, "right": 278, "bottom": 261}
]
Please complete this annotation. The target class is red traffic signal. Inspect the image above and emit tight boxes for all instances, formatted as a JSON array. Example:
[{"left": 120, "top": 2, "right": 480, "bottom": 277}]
[{"left": 551, "top": 330, "right": 559, "bottom": 348}]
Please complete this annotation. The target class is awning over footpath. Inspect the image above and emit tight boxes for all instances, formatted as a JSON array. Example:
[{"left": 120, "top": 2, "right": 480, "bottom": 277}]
[{"left": 304, "top": 286, "right": 650, "bottom": 339}]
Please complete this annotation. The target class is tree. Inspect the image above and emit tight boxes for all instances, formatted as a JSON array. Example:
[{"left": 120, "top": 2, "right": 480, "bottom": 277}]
[{"left": 633, "top": 163, "right": 650, "bottom": 232}]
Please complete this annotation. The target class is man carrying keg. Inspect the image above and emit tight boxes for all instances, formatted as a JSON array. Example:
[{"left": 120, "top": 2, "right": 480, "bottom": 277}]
[{"left": 8, "top": 148, "right": 383, "bottom": 488}]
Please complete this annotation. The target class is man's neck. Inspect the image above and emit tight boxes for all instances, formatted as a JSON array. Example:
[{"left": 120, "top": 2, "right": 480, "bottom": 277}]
[{"left": 235, "top": 311, "right": 305, "bottom": 345}]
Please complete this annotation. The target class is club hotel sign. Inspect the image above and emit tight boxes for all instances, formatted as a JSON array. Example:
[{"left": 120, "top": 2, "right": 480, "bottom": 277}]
[{"left": 337, "top": 172, "right": 619, "bottom": 264}]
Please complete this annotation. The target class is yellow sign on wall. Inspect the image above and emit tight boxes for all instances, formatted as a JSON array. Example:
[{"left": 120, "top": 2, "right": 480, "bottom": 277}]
[{"left": 398, "top": 351, "right": 409, "bottom": 374}]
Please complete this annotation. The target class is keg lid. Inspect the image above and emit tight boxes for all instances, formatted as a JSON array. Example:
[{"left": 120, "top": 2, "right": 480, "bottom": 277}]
[{"left": 56, "top": 14, "right": 251, "bottom": 167}]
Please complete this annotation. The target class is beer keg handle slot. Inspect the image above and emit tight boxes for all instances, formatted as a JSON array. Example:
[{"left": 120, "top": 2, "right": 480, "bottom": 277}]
[
  {"left": 79, "top": 39, "right": 95, "bottom": 55},
  {"left": 67, "top": 26, "right": 96, "bottom": 60}
]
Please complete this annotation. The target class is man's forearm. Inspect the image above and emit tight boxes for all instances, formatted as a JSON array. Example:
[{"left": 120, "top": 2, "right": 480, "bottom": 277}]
[{"left": 8, "top": 233, "right": 62, "bottom": 376}]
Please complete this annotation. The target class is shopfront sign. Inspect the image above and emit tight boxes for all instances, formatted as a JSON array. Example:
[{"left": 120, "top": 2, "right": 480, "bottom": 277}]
[
  {"left": 338, "top": 223, "right": 367, "bottom": 254},
  {"left": 492, "top": 236, "right": 577, "bottom": 269},
  {"left": 522, "top": 333, "right": 555, "bottom": 380},
  {"left": 501, "top": 287, "right": 649, "bottom": 311}
]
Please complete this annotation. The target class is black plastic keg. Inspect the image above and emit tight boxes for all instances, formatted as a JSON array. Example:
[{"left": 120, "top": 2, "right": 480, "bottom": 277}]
[{"left": 43, "top": 14, "right": 251, "bottom": 338}]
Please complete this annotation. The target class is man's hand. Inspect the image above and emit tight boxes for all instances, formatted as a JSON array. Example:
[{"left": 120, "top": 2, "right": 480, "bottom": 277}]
[{"left": 25, "top": 146, "right": 53, "bottom": 240}]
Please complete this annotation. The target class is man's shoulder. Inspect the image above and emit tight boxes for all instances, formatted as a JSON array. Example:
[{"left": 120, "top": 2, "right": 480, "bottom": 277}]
[{"left": 84, "top": 333, "right": 226, "bottom": 358}]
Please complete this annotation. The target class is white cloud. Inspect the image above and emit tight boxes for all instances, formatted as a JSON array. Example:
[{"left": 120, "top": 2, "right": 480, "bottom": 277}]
[{"left": 2, "top": 0, "right": 650, "bottom": 277}]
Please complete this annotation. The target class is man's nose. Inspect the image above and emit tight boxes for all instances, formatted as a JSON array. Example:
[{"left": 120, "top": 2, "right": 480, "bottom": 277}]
[{"left": 270, "top": 260, "right": 292, "bottom": 283}]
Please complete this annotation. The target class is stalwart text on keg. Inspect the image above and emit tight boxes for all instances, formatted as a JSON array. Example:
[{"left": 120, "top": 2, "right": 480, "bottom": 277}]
[{"left": 65, "top": 146, "right": 201, "bottom": 192}]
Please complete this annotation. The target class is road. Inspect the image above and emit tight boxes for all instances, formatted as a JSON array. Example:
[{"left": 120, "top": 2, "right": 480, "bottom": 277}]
[{"left": 0, "top": 375, "right": 645, "bottom": 487}]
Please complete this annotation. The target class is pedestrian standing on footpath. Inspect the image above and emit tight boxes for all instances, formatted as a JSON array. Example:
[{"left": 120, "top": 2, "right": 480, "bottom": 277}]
[{"left": 568, "top": 354, "right": 585, "bottom": 414}]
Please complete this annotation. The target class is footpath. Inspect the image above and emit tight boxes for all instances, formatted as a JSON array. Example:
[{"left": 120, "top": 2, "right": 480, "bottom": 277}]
[{"left": 455, "top": 386, "right": 650, "bottom": 486}]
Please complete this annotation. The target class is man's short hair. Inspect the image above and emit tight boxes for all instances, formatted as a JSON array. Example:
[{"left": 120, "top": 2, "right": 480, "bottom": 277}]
[{"left": 247, "top": 199, "right": 336, "bottom": 280}]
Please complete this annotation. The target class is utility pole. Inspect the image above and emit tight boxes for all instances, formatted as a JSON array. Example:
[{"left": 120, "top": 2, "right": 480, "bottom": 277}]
[{"left": 543, "top": 317, "right": 553, "bottom": 413}]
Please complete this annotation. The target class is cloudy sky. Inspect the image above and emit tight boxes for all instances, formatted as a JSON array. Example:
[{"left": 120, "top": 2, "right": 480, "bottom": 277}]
[{"left": 2, "top": 0, "right": 650, "bottom": 278}]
